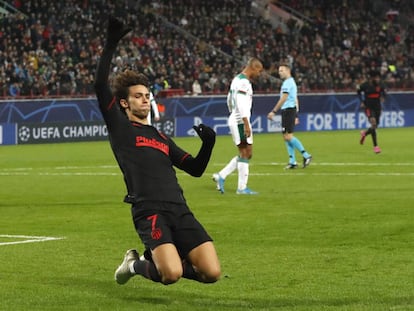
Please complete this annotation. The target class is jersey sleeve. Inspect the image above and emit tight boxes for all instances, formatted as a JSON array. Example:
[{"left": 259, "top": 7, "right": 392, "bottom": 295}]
[
  {"left": 168, "top": 134, "right": 214, "bottom": 177},
  {"left": 167, "top": 137, "right": 189, "bottom": 167},
  {"left": 94, "top": 46, "right": 126, "bottom": 131}
]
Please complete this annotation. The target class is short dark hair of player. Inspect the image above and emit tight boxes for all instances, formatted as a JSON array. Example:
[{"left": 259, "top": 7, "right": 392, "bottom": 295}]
[{"left": 112, "top": 69, "right": 149, "bottom": 100}]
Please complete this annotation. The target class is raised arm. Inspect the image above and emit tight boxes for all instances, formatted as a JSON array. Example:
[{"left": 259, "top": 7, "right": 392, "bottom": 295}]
[{"left": 94, "top": 16, "right": 132, "bottom": 108}]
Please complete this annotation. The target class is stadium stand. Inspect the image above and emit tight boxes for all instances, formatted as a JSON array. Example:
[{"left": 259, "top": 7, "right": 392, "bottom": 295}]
[{"left": 0, "top": 0, "right": 413, "bottom": 98}]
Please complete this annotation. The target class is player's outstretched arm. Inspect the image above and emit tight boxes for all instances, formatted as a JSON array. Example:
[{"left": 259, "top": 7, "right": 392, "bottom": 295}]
[
  {"left": 94, "top": 16, "right": 132, "bottom": 101},
  {"left": 180, "top": 124, "right": 216, "bottom": 177}
]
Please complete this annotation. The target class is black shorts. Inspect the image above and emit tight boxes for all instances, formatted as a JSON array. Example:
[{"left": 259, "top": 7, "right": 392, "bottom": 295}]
[
  {"left": 364, "top": 107, "right": 381, "bottom": 125},
  {"left": 131, "top": 201, "right": 212, "bottom": 259},
  {"left": 281, "top": 108, "right": 296, "bottom": 134}
]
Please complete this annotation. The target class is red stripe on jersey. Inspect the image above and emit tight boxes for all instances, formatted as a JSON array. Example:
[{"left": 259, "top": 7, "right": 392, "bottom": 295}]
[
  {"left": 180, "top": 153, "right": 190, "bottom": 163},
  {"left": 107, "top": 96, "right": 117, "bottom": 111},
  {"left": 158, "top": 132, "right": 167, "bottom": 140}
]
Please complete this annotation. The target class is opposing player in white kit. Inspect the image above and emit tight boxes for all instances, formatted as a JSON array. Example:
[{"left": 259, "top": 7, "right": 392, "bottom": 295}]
[
  {"left": 147, "top": 91, "right": 160, "bottom": 125},
  {"left": 213, "top": 58, "right": 263, "bottom": 194}
]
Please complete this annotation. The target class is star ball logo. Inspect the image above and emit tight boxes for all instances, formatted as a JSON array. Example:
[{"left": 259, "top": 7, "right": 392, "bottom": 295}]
[
  {"left": 162, "top": 120, "right": 174, "bottom": 136},
  {"left": 18, "top": 126, "right": 31, "bottom": 142},
  {"left": 153, "top": 119, "right": 175, "bottom": 136}
]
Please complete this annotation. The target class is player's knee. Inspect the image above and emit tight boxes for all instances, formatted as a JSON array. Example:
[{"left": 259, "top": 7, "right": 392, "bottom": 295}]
[
  {"left": 209, "top": 267, "right": 222, "bottom": 282},
  {"left": 202, "top": 266, "right": 221, "bottom": 283},
  {"left": 160, "top": 267, "right": 182, "bottom": 285},
  {"left": 161, "top": 276, "right": 180, "bottom": 285},
  {"left": 197, "top": 263, "right": 221, "bottom": 283},
  {"left": 242, "top": 153, "right": 252, "bottom": 160},
  {"left": 283, "top": 134, "right": 292, "bottom": 141}
]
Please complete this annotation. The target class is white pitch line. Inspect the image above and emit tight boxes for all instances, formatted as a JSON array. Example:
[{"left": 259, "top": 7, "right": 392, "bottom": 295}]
[
  {"left": 0, "top": 172, "right": 119, "bottom": 176},
  {"left": 0, "top": 234, "right": 65, "bottom": 246},
  {"left": 0, "top": 165, "right": 118, "bottom": 172},
  {"left": 39, "top": 172, "right": 119, "bottom": 176},
  {"left": 0, "top": 172, "right": 30, "bottom": 176},
  {"left": 0, "top": 163, "right": 413, "bottom": 177},
  {"left": 248, "top": 172, "right": 414, "bottom": 176},
  {"left": 54, "top": 165, "right": 118, "bottom": 170},
  {"left": 1, "top": 162, "right": 414, "bottom": 172},
  {"left": 1, "top": 171, "right": 413, "bottom": 176},
  {"left": 216, "top": 162, "right": 414, "bottom": 166}
]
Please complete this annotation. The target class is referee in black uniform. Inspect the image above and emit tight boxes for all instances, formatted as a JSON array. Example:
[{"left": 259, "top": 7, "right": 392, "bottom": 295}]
[{"left": 94, "top": 16, "right": 220, "bottom": 285}]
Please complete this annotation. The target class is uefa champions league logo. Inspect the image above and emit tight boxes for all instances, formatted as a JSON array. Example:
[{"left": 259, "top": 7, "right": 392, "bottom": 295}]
[
  {"left": 162, "top": 120, "right": 174, "bottom": 136},
  {"left": 18, "top": 126, "right": 31, "bottom": 142}
]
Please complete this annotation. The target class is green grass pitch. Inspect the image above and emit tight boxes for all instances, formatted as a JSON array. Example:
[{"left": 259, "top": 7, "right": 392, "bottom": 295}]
[{"left": 0, "top": 127, "right": 413, "bottom": 311}]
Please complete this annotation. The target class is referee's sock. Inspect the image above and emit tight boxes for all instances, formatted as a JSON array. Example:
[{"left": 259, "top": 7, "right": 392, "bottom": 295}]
[
  {"left": 291, "top": 137, "right": 311, "bottom": 159},
  {"left": 285, "top": 140, "right": 296, "bottom": 164}
]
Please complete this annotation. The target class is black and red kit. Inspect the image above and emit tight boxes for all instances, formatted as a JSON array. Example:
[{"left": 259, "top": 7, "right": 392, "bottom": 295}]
[
  {"left": 94, "top": 45, "right": 214, "bottom": 205},
  {"left": 94, "top": 40, "right": 216, "bottom": 256},
  {"left": 357, "top": 80, "right": 386, "bottom": 122}
]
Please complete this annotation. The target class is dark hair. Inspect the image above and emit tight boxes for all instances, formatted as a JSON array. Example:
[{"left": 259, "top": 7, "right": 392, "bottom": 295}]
[{"left": 113, "top": 69, "right": 149, "bottom": 100}]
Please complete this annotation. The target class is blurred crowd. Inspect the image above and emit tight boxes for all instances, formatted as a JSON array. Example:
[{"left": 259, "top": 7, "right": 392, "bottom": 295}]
[{"left": 0, "top": 0, "right": 413, "bottom": 98}]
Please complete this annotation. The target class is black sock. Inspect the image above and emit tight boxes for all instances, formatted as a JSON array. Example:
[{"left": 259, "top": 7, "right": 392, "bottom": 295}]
[
  {"left": 133, "top": 260, "right": 161, "bottom": 282},
  {"left": 366, "top": 128, "right": 373, "bottom": 136},
  {"left": 182, "top": 260, "right": 201, "bottom": 282},
  {"left": 372, "top": 129, "right": 377, "bottom": 146}
]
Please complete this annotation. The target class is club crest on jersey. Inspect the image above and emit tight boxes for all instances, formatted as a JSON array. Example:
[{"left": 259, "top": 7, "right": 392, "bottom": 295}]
[
  {"left": 136, "top": 136, "right": 169, "bottom": 155},
  {"left": 151, "top": 228, "right": 162, "bottom": 240}
]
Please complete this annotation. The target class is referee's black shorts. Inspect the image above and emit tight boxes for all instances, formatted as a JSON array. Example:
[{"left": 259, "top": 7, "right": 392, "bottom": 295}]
[{"left": 281, "top": 108, "right": 297, "bottom": 134}]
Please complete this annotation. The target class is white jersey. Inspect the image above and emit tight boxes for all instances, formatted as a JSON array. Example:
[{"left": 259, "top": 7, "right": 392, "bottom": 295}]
[{"left": 227, "top": 73, "right": 253, "bottom": 125}]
